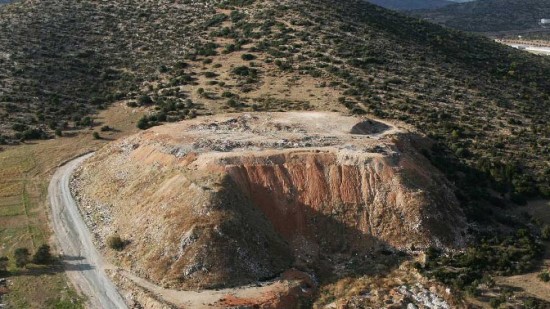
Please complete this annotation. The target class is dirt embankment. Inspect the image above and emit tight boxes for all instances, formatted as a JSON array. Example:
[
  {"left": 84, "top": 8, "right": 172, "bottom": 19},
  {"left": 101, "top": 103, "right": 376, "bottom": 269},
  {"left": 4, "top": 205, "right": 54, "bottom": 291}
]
[{"left": 71, "top": 112, "right": 466, "bottom": 296}]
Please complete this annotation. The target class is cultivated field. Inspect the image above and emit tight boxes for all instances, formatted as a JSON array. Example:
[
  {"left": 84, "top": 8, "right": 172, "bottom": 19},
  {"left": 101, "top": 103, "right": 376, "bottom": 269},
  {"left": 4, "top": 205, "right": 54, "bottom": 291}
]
[{"left": 0, "top": 102, "right": 143, "bottom": 308}]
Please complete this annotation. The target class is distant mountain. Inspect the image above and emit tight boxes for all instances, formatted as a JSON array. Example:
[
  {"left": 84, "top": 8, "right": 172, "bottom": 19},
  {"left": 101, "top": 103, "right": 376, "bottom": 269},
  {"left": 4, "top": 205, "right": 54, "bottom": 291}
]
[
  {"left": 367, "top": 0, "right": 453, "bottom": 10},
  {"left": 416, "top": 0, "right": 550, "bottom": 32}
]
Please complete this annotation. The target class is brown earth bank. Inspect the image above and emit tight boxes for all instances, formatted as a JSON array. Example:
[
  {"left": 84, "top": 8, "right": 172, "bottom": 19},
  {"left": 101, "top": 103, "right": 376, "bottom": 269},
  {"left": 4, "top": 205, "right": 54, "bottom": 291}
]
[{"left": 70, "top": 112, "right": 466, "bottom": 295}]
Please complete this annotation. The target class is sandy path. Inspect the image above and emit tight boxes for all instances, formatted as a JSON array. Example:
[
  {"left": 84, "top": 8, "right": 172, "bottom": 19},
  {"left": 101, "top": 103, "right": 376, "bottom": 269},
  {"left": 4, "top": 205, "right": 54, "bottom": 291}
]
[
  {"left": 48, "top": 153, "right": 128, "bottom": 309},
  {"left": 121, "top": 269, "right": 277, "bottom": 308}
]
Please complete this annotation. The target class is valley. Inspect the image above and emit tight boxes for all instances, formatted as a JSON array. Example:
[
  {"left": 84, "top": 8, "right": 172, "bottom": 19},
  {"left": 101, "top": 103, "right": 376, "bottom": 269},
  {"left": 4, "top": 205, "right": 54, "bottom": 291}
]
[{"left": 495, "top": 39, "right": 550, "bottom": 55}]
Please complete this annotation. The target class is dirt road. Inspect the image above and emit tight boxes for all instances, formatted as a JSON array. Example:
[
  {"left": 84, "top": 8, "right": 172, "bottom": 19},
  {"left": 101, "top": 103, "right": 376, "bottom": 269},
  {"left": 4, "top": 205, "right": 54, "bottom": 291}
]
[
  {"left": 48, "top": 153, "right": 127, "bottom": 309},
  {"left": 48, "top": 153, "right": 313, "bottom": 309}
]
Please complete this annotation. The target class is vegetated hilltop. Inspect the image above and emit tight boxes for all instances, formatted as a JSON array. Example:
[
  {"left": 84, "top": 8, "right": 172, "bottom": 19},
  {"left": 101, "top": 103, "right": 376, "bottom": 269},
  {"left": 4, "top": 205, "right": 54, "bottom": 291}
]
[
  {"left": 0, "top": 0, "right": 547, "bottom": 212},
  {"left": 0, "top": 0, "right": 216, "bottom": 142},
  {"left": 71, "top": 112, "right": 466, "bottom": 290},
  {"left": 367, "top": 0, "right": 452, "bottom": 11},
  {"left": 416, "top": 0, "right": 550, "bottom": 32},
  {"left": 1, "top": 0, "right": 549, "bottom": 205}
]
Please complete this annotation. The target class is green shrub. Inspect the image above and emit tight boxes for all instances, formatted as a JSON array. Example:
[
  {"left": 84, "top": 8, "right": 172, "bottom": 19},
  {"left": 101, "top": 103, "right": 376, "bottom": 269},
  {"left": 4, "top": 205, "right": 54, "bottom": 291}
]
[
  {"left": 32, "top": 244, "right": 52, "bottom": 264},
  {"left": 538, "top": 270, "right": 550, "bottom": 282},
  {"left": 232, "top": 65, "right": 255, "bottom": 77},
  {"left": 14, "top": 247, "right": 30, "bottom": 268},
  {"left": 137, "top": 116, "right": 150, "bottom": 130},
  {"left": 490, "top": 297, "right": 504, "bottom": 309},
  {"left": 241, "top": 53, "right": 256, "bottom": 61},
  {"left": 138, "top": 95, "right": 153, "bottom": 105},
  {"left": 107, "top": 235, "right": 125, "bottom": 251}
]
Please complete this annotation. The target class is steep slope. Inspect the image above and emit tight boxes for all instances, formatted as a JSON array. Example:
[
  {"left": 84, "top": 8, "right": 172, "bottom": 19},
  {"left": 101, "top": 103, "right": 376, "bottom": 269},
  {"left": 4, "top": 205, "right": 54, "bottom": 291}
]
[
  {"left": 71, "top": 112, "right": 466, "bottom": 289},
  {"left": 367, "top": 0, "right": 452, "bottom": 10},
  {"left": 416, "top": 0, "right": 550, "bottom": 32}
]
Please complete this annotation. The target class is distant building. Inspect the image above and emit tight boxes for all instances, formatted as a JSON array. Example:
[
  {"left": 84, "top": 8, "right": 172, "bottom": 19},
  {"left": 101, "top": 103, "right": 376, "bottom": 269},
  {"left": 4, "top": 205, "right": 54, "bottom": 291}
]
[{"left": 541, "top": 19, "right": 550, "bottom": 24}]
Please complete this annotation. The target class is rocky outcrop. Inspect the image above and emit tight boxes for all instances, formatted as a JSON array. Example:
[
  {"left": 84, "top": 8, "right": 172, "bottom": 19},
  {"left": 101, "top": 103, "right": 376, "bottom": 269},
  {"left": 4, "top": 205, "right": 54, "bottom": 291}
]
[{"left": 72, "top": 112, "right": 466, "bottom": 289}]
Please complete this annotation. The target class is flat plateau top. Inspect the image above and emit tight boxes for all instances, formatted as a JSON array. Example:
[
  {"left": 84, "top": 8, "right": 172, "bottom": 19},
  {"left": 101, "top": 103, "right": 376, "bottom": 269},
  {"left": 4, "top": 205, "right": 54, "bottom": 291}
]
[{"left": 138, "top": 112, "right": 404, "bottom": 154}]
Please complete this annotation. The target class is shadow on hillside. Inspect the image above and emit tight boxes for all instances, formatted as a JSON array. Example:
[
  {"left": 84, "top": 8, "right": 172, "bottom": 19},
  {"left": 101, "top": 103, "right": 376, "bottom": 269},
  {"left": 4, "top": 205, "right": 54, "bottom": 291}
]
[
  {"left": 219, "top": 174, "right": 410, "bottom": 286},
  {"left": 350, "top": 119, "right": 391, "bottom": 135}
]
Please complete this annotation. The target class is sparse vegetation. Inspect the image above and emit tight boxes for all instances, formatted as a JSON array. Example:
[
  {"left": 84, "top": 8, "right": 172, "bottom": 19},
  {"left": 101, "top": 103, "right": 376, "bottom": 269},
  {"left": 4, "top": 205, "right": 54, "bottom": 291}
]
[{"left": 418, "top": 229, "right": 544, "bottom": 294}]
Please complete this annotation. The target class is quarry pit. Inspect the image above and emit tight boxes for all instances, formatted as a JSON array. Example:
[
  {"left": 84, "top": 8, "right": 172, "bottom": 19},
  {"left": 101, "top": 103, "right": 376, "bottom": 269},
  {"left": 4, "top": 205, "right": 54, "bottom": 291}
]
[{"left": 70, "top": 112, "right": 466, "bottom": 296}]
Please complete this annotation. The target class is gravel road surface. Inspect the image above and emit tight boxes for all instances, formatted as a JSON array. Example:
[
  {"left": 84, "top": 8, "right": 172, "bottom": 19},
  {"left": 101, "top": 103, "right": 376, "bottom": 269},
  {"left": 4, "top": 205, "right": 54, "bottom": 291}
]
[{"left": 48, "top": 153, "right": 127, "bottom": 309}]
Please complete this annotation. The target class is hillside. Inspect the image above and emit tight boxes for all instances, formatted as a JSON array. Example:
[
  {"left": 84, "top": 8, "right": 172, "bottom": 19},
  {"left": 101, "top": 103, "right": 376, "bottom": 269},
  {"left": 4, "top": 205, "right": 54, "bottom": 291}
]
[
  {"left": 72, "top": 112, "right": 466, "bottom": 290},
  {"left": 367, "top": 0, "right": 452, "bottom": 10},
  {"left": 416, "top": 0, "right": 550, "bottom": 32},
  {"left": 0, "top": 0, "right": 549, "bottom": 307},
  {"left": 0, "top": 0, "right": 548, "bottom": 201}
]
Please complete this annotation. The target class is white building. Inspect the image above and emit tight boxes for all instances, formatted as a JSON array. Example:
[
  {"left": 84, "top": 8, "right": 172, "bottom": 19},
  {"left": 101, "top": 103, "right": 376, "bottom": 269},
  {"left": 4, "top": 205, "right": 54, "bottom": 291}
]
[{"left": 541, "top": 19, "right": 550, "bottom": 24}]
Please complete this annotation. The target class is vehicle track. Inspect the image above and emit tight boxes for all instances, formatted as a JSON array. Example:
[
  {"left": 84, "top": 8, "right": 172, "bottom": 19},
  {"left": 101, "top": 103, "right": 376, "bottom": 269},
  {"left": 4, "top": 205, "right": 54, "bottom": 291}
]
[{"left": 48, "top": 153, "right": 127, "bottom": 309}]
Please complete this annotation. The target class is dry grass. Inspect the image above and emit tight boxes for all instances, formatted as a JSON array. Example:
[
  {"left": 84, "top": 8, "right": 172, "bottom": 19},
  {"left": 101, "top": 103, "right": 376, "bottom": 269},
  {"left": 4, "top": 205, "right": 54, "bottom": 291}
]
[
  {"left": 167, "top": 33, "right": 348, "bottom": 115},
  {"left": 0, "top": 102, "right": 143, "bottom": 308}
]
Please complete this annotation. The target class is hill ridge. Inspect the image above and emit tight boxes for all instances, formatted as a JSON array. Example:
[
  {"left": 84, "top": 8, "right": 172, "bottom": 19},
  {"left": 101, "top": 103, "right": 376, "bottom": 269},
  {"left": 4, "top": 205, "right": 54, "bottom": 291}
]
[{"left": 0, "top": 0, "right": 548, "bottom": 210}]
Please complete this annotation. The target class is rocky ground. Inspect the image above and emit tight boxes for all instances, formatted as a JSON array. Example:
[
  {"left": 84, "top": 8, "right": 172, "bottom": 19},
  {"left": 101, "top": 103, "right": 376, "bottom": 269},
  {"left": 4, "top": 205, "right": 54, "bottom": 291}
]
[{"left": 71, "top": 111, "right": 466, "bottom": 307}]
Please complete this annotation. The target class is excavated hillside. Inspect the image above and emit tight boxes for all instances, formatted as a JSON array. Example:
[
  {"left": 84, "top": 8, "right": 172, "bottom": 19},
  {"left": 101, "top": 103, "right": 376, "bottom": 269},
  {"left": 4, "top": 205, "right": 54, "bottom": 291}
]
[{"left": 71, "top": 112, "right": 466, "bottom": 290}]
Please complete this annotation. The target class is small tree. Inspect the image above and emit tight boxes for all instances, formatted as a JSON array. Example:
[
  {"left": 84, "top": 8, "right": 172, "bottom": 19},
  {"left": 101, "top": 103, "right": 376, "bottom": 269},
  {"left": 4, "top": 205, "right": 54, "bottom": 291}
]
[
  {"left": 107, "top": 235, "right": 124, "bottom": 251},
  {"left": 137, "top": 95, "right": 153, "bottom": 105},
  {"left": 32, "top": 244, "right": 52, "bottom": 265},
  {"left": 92, "top": 132, "right": 101, "bottom": 139},
  {"left": 137, "top": 116, "right": 149, "bottom": 130},
  {"left": 14, "top": 248, "right": 30, "bottom": 268}
]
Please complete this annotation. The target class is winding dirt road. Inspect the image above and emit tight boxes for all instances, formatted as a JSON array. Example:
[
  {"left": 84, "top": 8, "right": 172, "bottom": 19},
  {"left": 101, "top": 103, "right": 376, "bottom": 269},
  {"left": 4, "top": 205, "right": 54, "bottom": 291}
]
[
  {"left": 48, "top": 153, "right": 311, "bottom": 309},
  {"left": 48, "top": 153, "right": 127, "bottom": 309}
]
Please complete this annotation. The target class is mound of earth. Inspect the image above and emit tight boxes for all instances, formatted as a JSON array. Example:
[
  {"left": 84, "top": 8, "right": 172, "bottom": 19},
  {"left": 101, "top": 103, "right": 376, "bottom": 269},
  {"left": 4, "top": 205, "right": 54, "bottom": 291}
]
[{"left": 71, "top": 112, "right": 466, "bottom": 290}]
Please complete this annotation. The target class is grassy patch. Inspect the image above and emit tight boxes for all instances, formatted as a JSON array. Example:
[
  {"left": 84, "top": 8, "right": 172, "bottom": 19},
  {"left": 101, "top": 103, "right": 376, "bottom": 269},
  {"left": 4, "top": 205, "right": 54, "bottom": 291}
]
[{"left": 0, "top": 103, "right": 143, "bottom": 307}]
